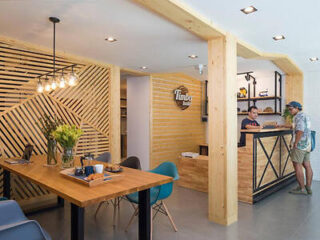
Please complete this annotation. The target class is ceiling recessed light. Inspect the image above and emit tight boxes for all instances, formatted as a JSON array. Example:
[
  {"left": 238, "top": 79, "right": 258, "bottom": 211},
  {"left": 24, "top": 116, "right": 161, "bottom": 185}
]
[
  {"left": 188, "top": 54, "right": 198, "bottom": 59},
  {"left": 105, "top": 37, "right": 117, "bottom": 42},
  {"left": 140, "top": 66, "right": 148, "bottom": 70},
  {"left": 241, "top": 6, "right": 257, "bottom": 14},
  {"left": 309, "top": 57, "right": 319, "bottom": 62},
  {"left": 273, "top": 35, "right": 285, "bottom": 41}
]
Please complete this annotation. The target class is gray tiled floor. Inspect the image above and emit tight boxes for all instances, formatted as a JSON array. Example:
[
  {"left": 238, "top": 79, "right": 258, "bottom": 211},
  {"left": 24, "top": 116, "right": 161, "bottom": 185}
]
[{"left": 30, "top": 181, "right": 319, "bottom": 240}]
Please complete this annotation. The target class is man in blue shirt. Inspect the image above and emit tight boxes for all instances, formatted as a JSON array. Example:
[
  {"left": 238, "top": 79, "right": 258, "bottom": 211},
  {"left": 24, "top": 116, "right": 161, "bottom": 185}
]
[
  {"left": 239, "top": 106, "right": 262, "bottom": 146},
  {"left": 287, "top": 101, "right": 313, "bottom": 195}
]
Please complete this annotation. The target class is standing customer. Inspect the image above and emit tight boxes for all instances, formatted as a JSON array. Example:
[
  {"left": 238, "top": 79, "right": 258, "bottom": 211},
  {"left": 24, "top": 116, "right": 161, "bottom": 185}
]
[{"left": 287, "top": 101, "right": 313, "bottom": 195}]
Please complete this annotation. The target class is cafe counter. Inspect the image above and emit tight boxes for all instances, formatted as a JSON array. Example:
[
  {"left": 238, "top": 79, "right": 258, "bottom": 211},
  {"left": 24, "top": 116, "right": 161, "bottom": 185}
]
[
  {"left": 238, "top": 128, "right": 295, "bottom": 204},
  {"left": 177, "top": 128, "right": 296, "bottom": 204}
]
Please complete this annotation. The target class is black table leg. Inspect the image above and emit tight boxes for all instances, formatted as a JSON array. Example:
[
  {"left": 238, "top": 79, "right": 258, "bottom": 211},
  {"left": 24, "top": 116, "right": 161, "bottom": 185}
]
[
  {"left": 3, "top": 170, "right": 10, "bottom": 199},
  {"left": 71, "top": 203, "right": 84, "bottom": 240},
  {"left": 57, "top": 196, "right": 64, "bottom": 207},
  {"left": 139, "top": 188, "right": 151, "bottom": 240}
]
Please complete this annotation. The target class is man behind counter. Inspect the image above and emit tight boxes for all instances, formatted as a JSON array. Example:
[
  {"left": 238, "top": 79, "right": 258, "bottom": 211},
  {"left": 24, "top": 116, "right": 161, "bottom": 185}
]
[{"left": 239, "top": 106, "right": 262, "bottom": 146}]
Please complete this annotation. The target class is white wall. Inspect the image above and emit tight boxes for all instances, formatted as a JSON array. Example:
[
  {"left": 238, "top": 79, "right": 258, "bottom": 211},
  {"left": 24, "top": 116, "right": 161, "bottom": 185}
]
[
  {"left": 304, "top": 71, "right": 320, "bottom": 180},
  {"left": 127, "top": 76, "right": 150, "bottom": 170}
]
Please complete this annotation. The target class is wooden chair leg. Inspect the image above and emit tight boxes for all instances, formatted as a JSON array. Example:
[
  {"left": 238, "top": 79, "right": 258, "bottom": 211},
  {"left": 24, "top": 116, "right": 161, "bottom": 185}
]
[
  {"left": 125, "top": 207, "right": 138, "bottom": 232},
  {"left": 162, "top": 201, "right": 178, "bottom": 232},
  {"left": 95, "top": 201, "right": 108, "bottom": 218}
]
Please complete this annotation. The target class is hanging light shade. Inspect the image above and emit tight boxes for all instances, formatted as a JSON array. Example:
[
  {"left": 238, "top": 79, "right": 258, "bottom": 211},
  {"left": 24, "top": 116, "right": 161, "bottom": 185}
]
[{"left": 37, "top": 78, "right": 44, "bottom": 93}]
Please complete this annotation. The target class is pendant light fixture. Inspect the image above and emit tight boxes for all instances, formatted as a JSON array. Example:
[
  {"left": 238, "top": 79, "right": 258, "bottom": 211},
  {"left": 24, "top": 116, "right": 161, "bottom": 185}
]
[{"left": 37, "top": 17, "right": 78, "bottom": 93}]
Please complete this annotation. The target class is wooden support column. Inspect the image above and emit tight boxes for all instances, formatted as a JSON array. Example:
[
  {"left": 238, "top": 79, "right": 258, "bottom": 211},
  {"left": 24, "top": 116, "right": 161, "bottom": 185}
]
[
  {"left": 285, "top": 74, "right": 304, "bottom": 104},
  {"left": 207, "top": 34, "right": 238, "bottom": 225},
  {"left": 110, "top": 65, "right": 121, "bottom": 163}
]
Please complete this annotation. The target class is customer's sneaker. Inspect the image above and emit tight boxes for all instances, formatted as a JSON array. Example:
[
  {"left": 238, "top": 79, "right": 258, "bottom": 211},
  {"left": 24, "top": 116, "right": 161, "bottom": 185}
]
[
  {"left": 289, "top": 186, "right": 308, "bottom": 195},
  {"left": 305, "top": 185, "right": 312, "bottom": 195}
]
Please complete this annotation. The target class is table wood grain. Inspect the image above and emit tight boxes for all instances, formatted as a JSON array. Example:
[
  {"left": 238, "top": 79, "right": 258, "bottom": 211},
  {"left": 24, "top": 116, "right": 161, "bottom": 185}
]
[{"left": 0, "top": 155, "right": 172, "bottom": 207}]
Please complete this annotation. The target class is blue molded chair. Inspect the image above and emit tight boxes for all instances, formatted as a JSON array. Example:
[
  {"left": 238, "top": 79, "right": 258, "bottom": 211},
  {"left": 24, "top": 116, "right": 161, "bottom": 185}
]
[
  {"left": 125, "top": 162, "right": 179, "bottom": 232},
  {"left": 0, "top": 200, "right": 51, "bottom": 240}
]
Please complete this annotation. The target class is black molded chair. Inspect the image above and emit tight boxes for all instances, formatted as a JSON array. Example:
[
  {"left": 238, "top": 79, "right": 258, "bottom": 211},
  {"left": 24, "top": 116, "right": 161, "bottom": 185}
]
[
  {"left": 95, "top": 152, "right": 111, "bottom": 163},
  {"left": 120, "top": 156, "right": 141, "bottom": 170},
  {"left": 95, "top": 156, "right": 141, "bottom": 227}
]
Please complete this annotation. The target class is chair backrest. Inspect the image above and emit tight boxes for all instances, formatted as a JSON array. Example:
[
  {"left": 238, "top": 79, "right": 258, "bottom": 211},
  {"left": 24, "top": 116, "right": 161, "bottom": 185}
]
[
  {"left": 149, "top": 162, "right": 179, "bottom": 201},
  {"left": 120, "top": 156, "right": 141, "bottom": 170},
  {"left": 95, "top": 152, "right": 111, "bottom": 163}
]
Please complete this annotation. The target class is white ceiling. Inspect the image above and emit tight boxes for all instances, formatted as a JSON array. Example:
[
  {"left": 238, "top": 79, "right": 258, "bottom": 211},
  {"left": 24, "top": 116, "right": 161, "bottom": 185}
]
[
  {"left": 0, "top": 0, "right": 307, "bottom": 80},
  {"left": 182, "top": 0, "right": 320, "bottom": 73},
  {"left": 0, "top": 0, "right": 207, "bottom": 76}
]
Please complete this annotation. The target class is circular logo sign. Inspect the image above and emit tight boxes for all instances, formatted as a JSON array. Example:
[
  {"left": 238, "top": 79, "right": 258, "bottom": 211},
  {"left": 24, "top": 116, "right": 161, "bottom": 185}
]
[{"left": 173, "top": 86, "right": 192, "bottom": 110}]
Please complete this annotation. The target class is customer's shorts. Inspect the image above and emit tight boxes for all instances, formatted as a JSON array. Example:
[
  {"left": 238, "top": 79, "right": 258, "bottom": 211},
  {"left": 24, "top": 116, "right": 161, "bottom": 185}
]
[{"left": 290, "top": 148, "right": 310, "bottom": 164}]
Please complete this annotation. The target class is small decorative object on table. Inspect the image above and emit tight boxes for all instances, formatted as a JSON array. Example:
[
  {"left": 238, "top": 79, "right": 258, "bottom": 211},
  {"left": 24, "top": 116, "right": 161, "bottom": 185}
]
[
  {"left": 37, "top": 114, "right": 63, "bottom": 166},
  {"left": 53, "top": 124, "right": 83, "bottom": 169},
  {"left": 259, "top": 89, "right": 269, "bottom": 97}
]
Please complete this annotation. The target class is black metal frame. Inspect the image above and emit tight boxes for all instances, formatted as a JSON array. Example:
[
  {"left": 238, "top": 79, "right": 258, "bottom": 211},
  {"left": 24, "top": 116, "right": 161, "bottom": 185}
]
[
  {"left": 237, "top": 71, "right": 283, "bottom": 115},
  {"left": 250, "top": 130, "right": 294, "bottom": 196}
]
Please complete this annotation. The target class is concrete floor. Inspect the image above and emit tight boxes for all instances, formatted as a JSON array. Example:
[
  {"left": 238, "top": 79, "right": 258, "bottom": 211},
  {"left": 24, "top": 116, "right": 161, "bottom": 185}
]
[{"left": 30, "top": 181, "right": 320, "bottom": 240}]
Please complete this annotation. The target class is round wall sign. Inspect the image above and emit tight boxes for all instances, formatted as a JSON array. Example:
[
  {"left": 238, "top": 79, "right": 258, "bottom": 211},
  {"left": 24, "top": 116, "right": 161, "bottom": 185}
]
[{"left": 173, "top": 85, "right": 192, "bottom": 110}]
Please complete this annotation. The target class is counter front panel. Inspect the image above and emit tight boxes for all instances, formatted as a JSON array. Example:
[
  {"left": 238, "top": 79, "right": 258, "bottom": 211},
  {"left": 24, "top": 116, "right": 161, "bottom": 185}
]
[{"left": 239, "top": 129, "right": 295, "bottom": 203}]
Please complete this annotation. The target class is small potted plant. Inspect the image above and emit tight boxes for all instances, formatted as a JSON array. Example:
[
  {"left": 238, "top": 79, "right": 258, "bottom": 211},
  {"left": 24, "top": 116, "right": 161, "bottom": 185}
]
[
  {"left": 37, "top": 114, "right": 64, "bottom": 166},
  {"left": 282, "top": 107, "right": 293, "bottom": 124},
  {"left": 52, "top": 124, "right": 83, "bottom": 168}
]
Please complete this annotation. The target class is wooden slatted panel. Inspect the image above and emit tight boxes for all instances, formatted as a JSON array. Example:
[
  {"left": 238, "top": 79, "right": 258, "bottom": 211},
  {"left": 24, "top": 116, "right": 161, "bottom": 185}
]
[
  {"left": 75, "top": 122, "right": 109, "bottom": 157},
  {"left": 0, "top": 41, "right": 84, "bottom": 113},
  {"left": 0, "top": 38, "right": 111, "bottom": 203},
  {"left": 50, "top": 65, "right": 110, "bottom": 135},
  {"left": 151, "top": 73, "right": 205, "bottom": 168}
]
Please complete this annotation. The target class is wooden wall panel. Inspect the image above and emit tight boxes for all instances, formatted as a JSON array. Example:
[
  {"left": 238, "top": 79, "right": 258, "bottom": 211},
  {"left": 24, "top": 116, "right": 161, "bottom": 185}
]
[
  {"left": 0, "top": 37, "right": 111, "bottom": 203},
  {"left": 150, "top": 73, "right": 205, "bottom": 168}
]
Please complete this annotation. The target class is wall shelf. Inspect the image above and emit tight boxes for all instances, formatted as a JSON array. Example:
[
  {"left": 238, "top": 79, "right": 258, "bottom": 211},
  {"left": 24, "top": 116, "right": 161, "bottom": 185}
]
[
  {"left": 237, "top": 71, "right": 282, "bottom": 115},
  {"left": 238, "top": 112, "right": 281, "bottom": 116},
  {"left": 237, "top": 96, "right": 281, "bottom": 102}
]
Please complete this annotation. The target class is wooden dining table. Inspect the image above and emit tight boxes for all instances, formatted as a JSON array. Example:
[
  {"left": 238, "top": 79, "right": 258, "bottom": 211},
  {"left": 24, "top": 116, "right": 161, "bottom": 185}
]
[{"left": 0, "top": 155, "right": 172, "bottom": 240}]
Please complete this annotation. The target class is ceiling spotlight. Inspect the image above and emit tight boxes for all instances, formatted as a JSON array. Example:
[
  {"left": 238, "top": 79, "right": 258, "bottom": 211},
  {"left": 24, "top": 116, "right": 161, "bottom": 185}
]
[
  {"left": 309, "top": 57, "right": 319, "bottom": 62},
  {"left": 188, "top": 54, "right": 198, "bottom": 59},
  {"left": 241, "top": 6, "right": 257, "bottom": 14},
  {"left": 105, "top": 37, "right": 117, "bottom": 42},
  {"left": 140, "top": 66, "right": 148, "bottom": 70},
  {"left": 273, "top": 35, "right": 285, "bottom": 41}
]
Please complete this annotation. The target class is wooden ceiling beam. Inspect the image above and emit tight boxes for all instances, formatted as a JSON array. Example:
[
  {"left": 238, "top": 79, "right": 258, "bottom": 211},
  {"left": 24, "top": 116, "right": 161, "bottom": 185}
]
[{"left": 132, "top": 0, "right": 303, "bottom": 75}]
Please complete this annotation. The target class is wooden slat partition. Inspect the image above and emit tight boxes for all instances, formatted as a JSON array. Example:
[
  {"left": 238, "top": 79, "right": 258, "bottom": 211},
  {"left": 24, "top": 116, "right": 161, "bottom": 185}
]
[
  {"left": 0, "top": 37, "right": 111, "bottom": 204},
  {"left": 150, "top": 73, "right": 205, "bottom": 168}
]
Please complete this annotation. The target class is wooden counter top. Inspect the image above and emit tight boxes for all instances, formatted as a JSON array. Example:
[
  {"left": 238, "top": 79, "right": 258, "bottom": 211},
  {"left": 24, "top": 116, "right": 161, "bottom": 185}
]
[{"left": 240, "top": 128, "right": 291, "bottom": 133}]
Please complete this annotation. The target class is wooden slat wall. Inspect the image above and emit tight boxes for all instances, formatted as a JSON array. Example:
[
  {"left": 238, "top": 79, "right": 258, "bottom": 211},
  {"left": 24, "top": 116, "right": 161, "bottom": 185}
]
[
  {"left": 0, "top": 38, "right": 111, "bottom": 203},
  {"left": 150, "top": 73, "right": 205, "bottom": 168}
]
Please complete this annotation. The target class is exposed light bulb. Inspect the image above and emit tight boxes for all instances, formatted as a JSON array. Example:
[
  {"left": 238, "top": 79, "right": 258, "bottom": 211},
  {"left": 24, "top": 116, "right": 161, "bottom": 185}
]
[
  {"left": 68, "top": 73, "right": 78, "bottom": 86},
  {"left": 59, "top": 76, "right": 66, "bottom": 88},
  {"left": 37, "top": 81, "right": 43, "bottom": 93},
  {"left": 51, "top": 78, "right": 57, "bottom": 90},
  {"left": 45, "top": 82, "right": 51, "bottom": 91}
]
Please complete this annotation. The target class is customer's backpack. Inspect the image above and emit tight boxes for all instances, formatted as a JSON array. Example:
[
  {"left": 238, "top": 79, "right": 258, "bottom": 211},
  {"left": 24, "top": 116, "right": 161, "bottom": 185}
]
[{"left": 311, "top": 130, "right": 316, "bottom": 152}]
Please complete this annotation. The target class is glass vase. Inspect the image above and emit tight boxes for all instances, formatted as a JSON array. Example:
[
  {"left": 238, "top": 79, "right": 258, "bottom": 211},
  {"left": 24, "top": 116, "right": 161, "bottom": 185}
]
[
  {"left": 46, "top": 138, "right": 57, "bottom": 166},
  {"left": 61, "top": 147, "right": 74, "bottom": 169}
]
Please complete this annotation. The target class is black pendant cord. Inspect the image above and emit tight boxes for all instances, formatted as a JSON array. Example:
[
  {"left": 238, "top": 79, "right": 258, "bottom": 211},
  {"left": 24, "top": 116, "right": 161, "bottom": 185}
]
[{"left": 53, "top": 20, "right": 56, "bottom": 79}]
